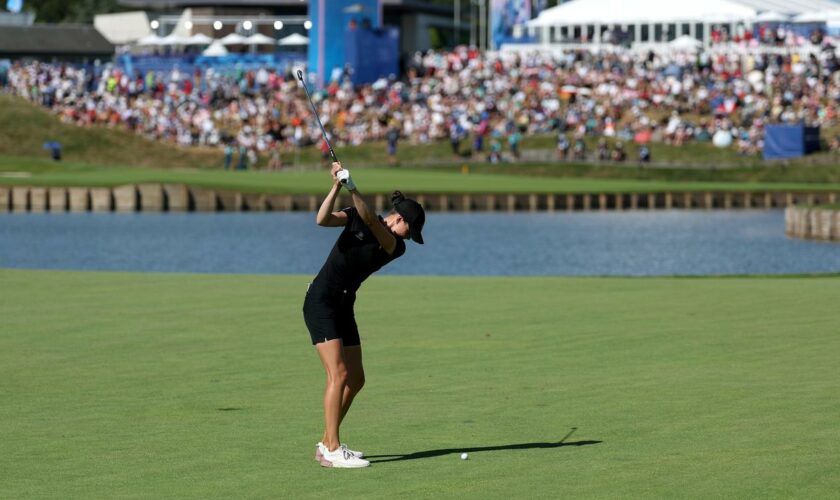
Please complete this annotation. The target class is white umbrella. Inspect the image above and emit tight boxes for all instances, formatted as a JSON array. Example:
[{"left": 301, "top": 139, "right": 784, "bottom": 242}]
[
  {"left": 185, "top": 33, "right": 213, "bottom": 45},
  {"left": 202, "top": 40, "right": 228, "bottom": 57},
  {"left": 755, "top": 11, "right": 789, "bottom": 23},
  {"left": 137, "top": 34, "right": 163, "bottom": 46},
  {"left": 245, "top": 33, "right": 276, "bottom": 45},
  {"left": 220, "top": 33, "right": 248, "bottom": 45},
  {"left": 159, "top": 33, "right": 190, "bottom": 45},
  {"left": 278, "top": 33, "right": 309, "bottom": 46},
  {"left": 669, "top": 35, "right": 702, "bottom": 50}
]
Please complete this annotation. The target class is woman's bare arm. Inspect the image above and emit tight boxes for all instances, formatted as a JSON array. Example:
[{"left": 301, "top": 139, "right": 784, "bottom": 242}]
[{"left": 315, "top": 164, "right": 349, "bottom": 227}]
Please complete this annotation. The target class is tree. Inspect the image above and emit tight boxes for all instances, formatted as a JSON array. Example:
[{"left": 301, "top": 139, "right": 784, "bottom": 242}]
[{"left": 23, "top": 0, "right": 123, "bottom": 24}]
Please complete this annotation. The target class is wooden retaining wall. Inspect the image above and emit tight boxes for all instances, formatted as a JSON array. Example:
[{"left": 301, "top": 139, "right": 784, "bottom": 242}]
[
  {"left": 1, "top": 185, "right": 839, "bottom": 214},
  {"left": 785, "top": 206, "right": 840, "bottom": 242}
]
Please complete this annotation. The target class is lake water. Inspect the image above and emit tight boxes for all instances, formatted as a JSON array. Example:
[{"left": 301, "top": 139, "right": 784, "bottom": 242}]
[{"left": 1, "top": 211, "right": 839, "bottom": 276}]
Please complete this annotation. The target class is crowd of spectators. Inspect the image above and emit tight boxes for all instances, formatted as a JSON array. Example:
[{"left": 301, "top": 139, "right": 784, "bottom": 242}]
[{"left": 5, "top": 41, "right": 840, "bottom": 167}]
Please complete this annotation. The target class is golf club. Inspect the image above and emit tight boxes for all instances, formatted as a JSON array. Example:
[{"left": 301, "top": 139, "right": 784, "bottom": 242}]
[{"left": 296, "top": 69, "right": 338, "bottom": 164}]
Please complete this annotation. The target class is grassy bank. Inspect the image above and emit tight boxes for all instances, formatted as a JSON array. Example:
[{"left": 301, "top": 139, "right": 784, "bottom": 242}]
[
  {"left": 6, "top": 93, "right": 840, "bottom": 186},
  {"left": 4, "top": 157, "right": 840, "bottom": 194},
  {"left": 2, "top": 269, "right": 839, "bottom": 498}
]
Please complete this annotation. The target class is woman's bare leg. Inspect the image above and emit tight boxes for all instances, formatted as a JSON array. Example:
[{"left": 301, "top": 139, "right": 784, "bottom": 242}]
[
  {"left": 315, "top": 339, "right": 347, "bottom": 451},
  {"left": 339, "top": 345, "right": 365, "bottom": 424}
]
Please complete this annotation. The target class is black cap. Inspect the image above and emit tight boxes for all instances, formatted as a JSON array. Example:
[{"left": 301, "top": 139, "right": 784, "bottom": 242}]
[{"left": 392, "top": 191, "right": 425, "bottom": 244}]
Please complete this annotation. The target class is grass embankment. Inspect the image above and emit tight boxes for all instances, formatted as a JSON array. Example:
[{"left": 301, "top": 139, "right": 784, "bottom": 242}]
[
  {"left": 4, "top": 159, "right": 840, "bottom": 194},
  {"left": 5, "top": 94, "right": 840, "bottom": 191},
  {"left": 2, "top": 269, "right": 839, "bottom": 498}
]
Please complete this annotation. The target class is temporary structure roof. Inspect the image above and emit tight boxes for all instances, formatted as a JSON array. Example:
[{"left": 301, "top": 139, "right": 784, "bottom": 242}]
[
  {"left": 730, "top": 0, "right": 840, "bottom": 16},
  {"left": 527, "top": 0, "right": 757, "bottom": 26},
  {"left": 669, "top": 35, "right": 703, "bottom": 49},
  {"left": 220, "top": 33, "right": 247, "bottom": 45},
  {"left": 245, "top": 33, "right": 276, "bottom": 45},
  {"left": 754, "top": 11, "right": 791, "bottom": 22},
  {"left": 137, "top": 34, "right": 163, "bottom": 46},
  {"left": 202, "top": 40, "right": 228, "bottom": 56},
  {"left": 185, "top": 33, "right": 213, "bottom": 45},
  {"left": 793, "top": 9, "right": 840, "bottom": 22},
  {"left": 277, "top": 33, "right": 309, "bottom": 46}
]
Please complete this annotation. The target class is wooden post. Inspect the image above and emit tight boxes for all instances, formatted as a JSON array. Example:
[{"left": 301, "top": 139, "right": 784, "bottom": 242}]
[
  {"left": 615, "top": 193, "right": 623, "bottom": 211},
  {"left": 48, "top": 188, "right": 67, "bottom": 212},
  {"left": 137, "top": 184, "right": 164, "bottom": 212},
  {"left": 375, "top": 194, "right": 385, "bottom": 212},
  {"left": 486, "top": 194, "right": 495, "bottom": 211},
  {"left": 190, "top": 188, "right": 217, "bottom": 212},
  {"left": 546, "top": 194, "right": 555, "bottom": 212},
  {"left": 764, "top": 192, "right": 772, "bottom": 209},
  {"left": 507, "top": 194, "right": 516, "bottom": 212},
  {"left": 598, "top": 193, "right": 607, "bottom": 211},
  {"left": 566, "top": 194, "right": 575, "bottom": 212},
  {"left": 665, "top": 192, "right": 673, "bottom": 209},
  {"left": 582, "top": 193, "right": 591, "bottom": 211},
  {"left": 11, "top": 186, "right": 29, "bottom": 212},
  {"left": 0, "top": 186, "right": 10, "bottom": 212},
  {"left": 113, "top": 185, "right": 138, "bottom": 212},
  {"left": 68, "top": 188, "right": 90, "bottom": 212},
  {"left": 163, "top": 185, "right": 188, "bottom": 211},
  {"left": 29, "top": 188, "right": 47, "bottom": 212},
  {"left": 724, "top": 192, "right": 732, "bottom": 209},
  {"left": 529, "top": 194, "right": 538, "bottom": 212},
  {"left": 90, "top": 188, "right": 113, "bottom": 212},
  {"left": 630, "top": 193, "right": 638, "bottom": 210}
]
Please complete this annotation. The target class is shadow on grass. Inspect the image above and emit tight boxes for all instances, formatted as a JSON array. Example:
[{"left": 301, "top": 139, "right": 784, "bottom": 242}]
[{"left": 367, "top": 438, "right": 602, "bottom": 463}]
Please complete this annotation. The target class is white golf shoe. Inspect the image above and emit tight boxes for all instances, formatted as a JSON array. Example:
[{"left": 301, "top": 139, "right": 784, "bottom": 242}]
[
  {"left": 317, "top": 443, "right": 370, "bottom": 468},
  {"left": 315, "top": 442, "right": 364, "bottom": 461}
]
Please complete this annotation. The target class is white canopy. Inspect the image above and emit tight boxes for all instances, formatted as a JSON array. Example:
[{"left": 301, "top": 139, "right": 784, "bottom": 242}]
[
  {"left": 793, "top": 10, "right": 840, "bottom": 23},
  {"left": 528, "top": 0, "right": 757, "bottom": 26},
  {"left": 669, "top": 35, "right": 702, "bottom": 50},
  {"left": 185, "top": 33, "right": 213, "bottom": 45},
  {"left": 245, "top": 33, "right": 276, "bottom": 45},
  {"left": 137, "top": 34, "right": 163, "bottom": 46},
  {"left": 220, "top": 33, "right": 247, "bottom": 45},
  {"left": 159, "top": 33, "right": 190, "bottom": 45},
  {"left": 278, "top": 33, "right": 310, "bottom": 46},
  {"left": 202, "top": 40, "right": 228, "bottom": 57},
  {"left": 754, "top": 11, "right": 790, "bottom": 22}
]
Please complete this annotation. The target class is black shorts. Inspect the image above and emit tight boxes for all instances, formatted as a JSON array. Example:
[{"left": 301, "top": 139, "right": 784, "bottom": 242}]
[{"left": 303, "top": 282, "right": 360, "bottom": 346}]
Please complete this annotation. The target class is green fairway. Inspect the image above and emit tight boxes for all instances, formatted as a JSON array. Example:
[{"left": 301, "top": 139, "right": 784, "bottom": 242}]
[
  {"left": 2, "top": 269, "right": 839, "bottom": 498},
  {"left": 4, "top": 158, "right": 840, "bottom": 194}
]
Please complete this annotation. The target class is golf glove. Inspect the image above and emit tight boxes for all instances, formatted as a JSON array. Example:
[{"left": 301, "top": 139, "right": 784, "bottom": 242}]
[{"left": 337, "top": 169, "right": 357, "bottom": 191}]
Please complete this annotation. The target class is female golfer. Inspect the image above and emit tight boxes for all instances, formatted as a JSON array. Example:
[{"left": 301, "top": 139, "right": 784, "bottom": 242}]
[{"left": 304, "top": 161, "right": 425, "bottom": 468}]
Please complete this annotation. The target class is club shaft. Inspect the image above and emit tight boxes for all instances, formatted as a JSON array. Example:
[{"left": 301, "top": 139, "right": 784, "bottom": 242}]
[{"left": 297, "top": 73, "right": 338, "bottom": 163}]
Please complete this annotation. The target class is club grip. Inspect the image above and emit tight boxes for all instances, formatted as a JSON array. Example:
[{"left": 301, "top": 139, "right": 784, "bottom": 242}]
[{"left": 296, "top": 69, "right": 304, "bottom": 81}]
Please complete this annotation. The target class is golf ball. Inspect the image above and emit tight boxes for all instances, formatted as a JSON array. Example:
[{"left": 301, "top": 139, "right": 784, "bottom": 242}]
[{"left": 460, "top": 453, "right": 469, "bottom": 460}]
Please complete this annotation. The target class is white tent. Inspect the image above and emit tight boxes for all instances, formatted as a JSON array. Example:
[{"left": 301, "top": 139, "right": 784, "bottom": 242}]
[
  {"left": 159, "top": 33, "right": 190, "bottom": 45},
  {"left": 202, "top": 40, "right": 228, "bottom": 57},
  {"left": 755, "top": 11, "right": 790, "bottom": 23},
  {"left": 793, "top": 10, "right": 840, "bottom": 23},
  {"left": 220, "top": 33, "right": 247, "bottom": 45},
  {"left": 669, "top": 35, "right": 702, "bottom": 50},
  {"left": 278, "top": 33, "right": 310, "bottom": 46},
  {"left": 137, "top": 34, "right": 163, "bottom": 46},
  {"left": 185, "top": 33, "right": 213, "bottom": 45},
  {"left": 529, "top": 0, "right": 756, "bottom": 26},
  {"left": 245, "top": 33, "right": 276, "bottom": 45}
]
